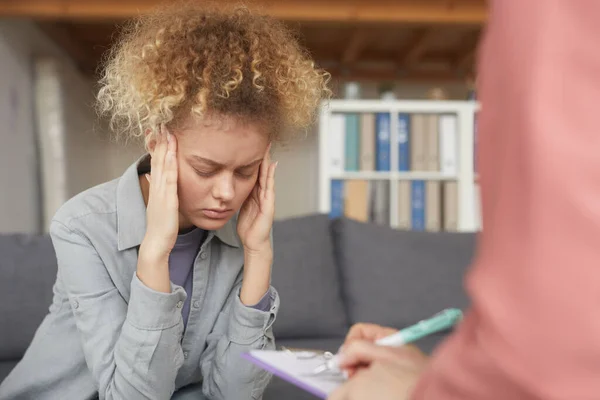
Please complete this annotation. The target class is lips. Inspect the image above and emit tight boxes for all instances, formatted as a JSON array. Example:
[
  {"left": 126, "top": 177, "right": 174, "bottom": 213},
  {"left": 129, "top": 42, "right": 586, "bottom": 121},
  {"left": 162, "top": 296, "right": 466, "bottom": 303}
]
[{"left": 202, "top": 208, "right": 232, "bottom": 219}]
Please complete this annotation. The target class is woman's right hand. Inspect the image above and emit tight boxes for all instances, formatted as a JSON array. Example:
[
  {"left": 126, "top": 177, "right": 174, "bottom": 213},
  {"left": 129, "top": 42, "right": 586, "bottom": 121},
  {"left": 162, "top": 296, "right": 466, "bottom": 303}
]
[{"left": 137, "top": 128, "right": 179, "bottom": 293}]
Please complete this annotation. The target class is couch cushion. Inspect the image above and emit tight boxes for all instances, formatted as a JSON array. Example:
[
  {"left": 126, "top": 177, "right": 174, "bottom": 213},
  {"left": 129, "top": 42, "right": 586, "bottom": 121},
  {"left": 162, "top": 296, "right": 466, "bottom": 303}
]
[
  {"left": 332, "top": 218, "right": 476, "bottom": 328},
  {"left": 271, "top": 215, "right": 349, "bottom": 339},
  {"left": 264, "top": 374, "right": 320, "bottom": 400},
  {"left": 0, "top": 234, "right": 57, "bottom": 360}
]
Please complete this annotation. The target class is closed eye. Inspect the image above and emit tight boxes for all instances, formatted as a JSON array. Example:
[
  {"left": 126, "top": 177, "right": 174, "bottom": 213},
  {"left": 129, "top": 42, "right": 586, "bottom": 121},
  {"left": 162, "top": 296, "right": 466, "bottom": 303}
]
[
  {"left": 236, "top": 170, "right": 256, "bottom": 179},
  {"left": 193, "top": 167, "right": 217, "bottom": 177}
]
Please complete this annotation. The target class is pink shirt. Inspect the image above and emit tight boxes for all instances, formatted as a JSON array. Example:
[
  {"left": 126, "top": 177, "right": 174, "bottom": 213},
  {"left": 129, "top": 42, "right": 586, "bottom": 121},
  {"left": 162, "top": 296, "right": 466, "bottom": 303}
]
[{"left": 412, "top": 0, "right": 600, "bottom": 398}]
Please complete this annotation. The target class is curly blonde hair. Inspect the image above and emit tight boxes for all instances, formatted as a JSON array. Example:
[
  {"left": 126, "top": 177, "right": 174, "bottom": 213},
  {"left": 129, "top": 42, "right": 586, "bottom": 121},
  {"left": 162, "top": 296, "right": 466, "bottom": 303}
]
[{"left": 96, "top": 1, "right": 331, "bottom": 145}]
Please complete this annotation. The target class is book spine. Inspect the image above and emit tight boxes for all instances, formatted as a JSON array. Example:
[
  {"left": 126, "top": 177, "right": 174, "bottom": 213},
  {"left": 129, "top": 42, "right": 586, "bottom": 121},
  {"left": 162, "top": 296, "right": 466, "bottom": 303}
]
[
  {"left": 375, "top": 113, "right": 391, "bottom": 171},
  {"left": 398, "top": 113, "right": 410, "bottom": 171}
]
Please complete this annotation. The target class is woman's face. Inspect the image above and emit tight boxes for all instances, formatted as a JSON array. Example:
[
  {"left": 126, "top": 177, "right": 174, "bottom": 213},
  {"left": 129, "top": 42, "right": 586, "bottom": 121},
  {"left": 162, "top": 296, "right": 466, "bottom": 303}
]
[{"left": 173, "top": 116, "right": 269, "bottom": 231}]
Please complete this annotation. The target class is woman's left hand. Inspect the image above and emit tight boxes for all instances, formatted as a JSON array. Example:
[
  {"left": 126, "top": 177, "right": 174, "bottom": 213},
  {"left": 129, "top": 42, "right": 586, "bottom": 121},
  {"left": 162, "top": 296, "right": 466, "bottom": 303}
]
[{"left": 237, "top": 144, "right": 277, "bottom": 256}]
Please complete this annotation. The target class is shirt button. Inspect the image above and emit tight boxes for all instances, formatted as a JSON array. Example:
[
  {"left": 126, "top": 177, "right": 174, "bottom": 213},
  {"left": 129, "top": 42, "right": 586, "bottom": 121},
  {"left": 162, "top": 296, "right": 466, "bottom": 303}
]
[
  {"left": 200, "top": 252, "right": 207, "bottom": 260},
  {"left": 193, "top": 301, "right": 200, "bottom": 308},
  {"left": 176, "top": 301, "right": 183, "bottom": 309},
  {"left": 183, "top": 351, "right": 189, "bottom": 359},
  {"left": 72, "top": 300, "right": 79, "bottom": 309}
]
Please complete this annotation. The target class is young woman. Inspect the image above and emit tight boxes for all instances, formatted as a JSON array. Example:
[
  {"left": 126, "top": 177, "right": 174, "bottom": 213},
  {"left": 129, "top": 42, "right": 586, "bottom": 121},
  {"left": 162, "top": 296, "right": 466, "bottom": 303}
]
[{"left": 0, "top": 3, "right": 329, "bottom": 399}]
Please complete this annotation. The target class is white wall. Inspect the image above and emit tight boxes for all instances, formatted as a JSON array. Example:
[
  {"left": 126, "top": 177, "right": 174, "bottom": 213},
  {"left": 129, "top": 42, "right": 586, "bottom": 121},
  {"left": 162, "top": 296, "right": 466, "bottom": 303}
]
[
  {"left": 0, "top": 19, "right": 142, "bottom": 233},
  {"left": 0, "top": 20, "right": 45, "bottom": 233}
]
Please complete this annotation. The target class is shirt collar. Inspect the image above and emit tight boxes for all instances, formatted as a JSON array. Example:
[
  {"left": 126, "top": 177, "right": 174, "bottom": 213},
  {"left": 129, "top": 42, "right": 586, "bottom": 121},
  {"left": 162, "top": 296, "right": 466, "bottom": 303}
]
[{"left": 116, "top": 154, "right": 241, "bottom": 251}]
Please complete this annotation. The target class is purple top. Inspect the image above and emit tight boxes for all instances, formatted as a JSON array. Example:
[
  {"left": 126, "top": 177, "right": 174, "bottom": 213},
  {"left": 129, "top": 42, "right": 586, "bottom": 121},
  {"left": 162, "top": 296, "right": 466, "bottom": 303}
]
[{"left": 169, "top": 227, "right": 272, "bottom": 327}]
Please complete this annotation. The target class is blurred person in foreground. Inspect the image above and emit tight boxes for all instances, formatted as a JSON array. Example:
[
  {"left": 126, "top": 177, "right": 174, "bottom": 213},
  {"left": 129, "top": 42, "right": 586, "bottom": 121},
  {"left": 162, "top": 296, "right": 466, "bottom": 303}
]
[{"left": 330, "top": 0, "right": 600, "bottom": 399}]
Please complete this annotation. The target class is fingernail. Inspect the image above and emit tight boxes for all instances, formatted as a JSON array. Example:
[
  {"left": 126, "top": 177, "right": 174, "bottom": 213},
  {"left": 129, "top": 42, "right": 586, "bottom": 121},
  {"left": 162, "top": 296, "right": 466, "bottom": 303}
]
[
  {"left": 166, "top": 132, "right": 171, "bottom": 143},
  {"left": 274, "top": 161, "right": 279, "bottom": 168},
  {"left": 337, "top": 344, "right": 345, "bottom": 354},
  {"left": 145, "top": 173, "right": 151, "bottom": 182}
]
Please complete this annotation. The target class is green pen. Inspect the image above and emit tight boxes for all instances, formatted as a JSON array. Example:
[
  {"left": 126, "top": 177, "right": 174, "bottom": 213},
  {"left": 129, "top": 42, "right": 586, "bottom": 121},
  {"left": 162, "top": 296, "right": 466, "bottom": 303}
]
[{"left": 310, "top": 308, "right": 463, "bottom": 376}]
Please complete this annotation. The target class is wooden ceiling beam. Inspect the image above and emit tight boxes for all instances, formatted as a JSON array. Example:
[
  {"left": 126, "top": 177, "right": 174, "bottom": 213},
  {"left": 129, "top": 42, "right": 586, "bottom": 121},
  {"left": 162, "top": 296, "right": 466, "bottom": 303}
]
[
  {"left": 399, "top": 28, "right": 439, "bottom": 69},
  {"left": 36, "top": 22, "right": 98, "bottom": 74},
  {"left": 0, "top": 0, "right": 487, "bottom": 24},
  {"left": 341, "top": 29, "right": 370, "bottom": 66},
  {"left": 453, "top": 29, "right": 481, "bottom": 72},
  {"left": 326, "top": 65, "right": 464, "bottom": 83}
]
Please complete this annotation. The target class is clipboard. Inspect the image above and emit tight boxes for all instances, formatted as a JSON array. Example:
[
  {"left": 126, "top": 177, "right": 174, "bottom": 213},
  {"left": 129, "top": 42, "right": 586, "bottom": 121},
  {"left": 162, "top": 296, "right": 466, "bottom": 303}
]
[{"left": 242, "top": 350, "right": 346, "bottom": 399}]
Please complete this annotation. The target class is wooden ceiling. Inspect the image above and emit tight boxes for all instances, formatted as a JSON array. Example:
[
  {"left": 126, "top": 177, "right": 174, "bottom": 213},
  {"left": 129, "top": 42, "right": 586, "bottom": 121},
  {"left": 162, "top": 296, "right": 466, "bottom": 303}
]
[{"left": 0, "top": 0, "right": 487, "bottom": 82}]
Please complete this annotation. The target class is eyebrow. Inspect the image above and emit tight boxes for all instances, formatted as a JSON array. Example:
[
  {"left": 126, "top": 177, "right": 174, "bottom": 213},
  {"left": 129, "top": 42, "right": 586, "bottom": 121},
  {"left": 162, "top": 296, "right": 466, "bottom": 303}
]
[{"left": 191, "top": 155, "right": 263, "bottom": 169}]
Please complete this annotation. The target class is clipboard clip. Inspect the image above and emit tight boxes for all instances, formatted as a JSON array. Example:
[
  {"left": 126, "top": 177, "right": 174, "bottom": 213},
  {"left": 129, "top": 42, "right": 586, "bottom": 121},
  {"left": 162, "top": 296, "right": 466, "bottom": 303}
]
[{"left": 280, "top": 346, "right": 334, "bottom": 360}]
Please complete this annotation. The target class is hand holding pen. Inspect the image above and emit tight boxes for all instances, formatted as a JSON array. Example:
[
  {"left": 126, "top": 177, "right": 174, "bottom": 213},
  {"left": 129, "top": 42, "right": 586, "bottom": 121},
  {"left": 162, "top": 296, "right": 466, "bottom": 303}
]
[
  {"left": 326, "top": 309, "right": 463, "bottom": 400},
  {"left": 314, "top": 309, "right": 463, "bottom": 378}
]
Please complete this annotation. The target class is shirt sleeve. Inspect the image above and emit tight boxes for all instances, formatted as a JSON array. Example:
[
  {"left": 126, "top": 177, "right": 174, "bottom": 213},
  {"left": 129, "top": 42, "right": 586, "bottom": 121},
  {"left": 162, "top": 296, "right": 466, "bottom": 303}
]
[
  {"left": 246, "top": 287, "right": 274, "bottom": 312},
  {"left": 412, "top": 1, "right": 600, "bottom": 399},
  {"left": 199, "top": 281, "right": 279, "bottom": 400},
  {"left": 49, "top": 219, "right": 186, "bottom": 400}
]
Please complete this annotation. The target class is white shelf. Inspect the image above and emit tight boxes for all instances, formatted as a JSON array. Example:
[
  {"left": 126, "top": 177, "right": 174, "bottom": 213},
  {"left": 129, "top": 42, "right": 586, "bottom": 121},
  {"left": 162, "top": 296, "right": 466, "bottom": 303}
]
[
  {"left": 318, "top": 99, "right": 480, "bottom": 232},
  {"left": 323, "top": 99, "right": 480, "bottom": 114},
  {"left": 330, "top": 172, "right": 458, "bottom": 181}
]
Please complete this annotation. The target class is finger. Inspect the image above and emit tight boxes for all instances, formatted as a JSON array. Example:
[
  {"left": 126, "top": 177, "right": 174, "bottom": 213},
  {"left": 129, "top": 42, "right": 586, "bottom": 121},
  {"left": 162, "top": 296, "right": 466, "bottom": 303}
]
[
  {"left": 337, "top": 341, "right": 411, "bottom": 369},
  {"left": 344, "top": 365, "right": 363, "bottom": 379},
  {"left": 259, "top": 143, "right": 271, "bottom": 198},
  {"left": 152, "top": 129, "right": 168, "bottom": 185},
  {"left": 263, "top": 161, "right": 277, "bottom": 203},
  {"left": 165, "top": 131, "right": 178, "bottom": 191},
  {"left": 344, "top": 323, "right": 398, "bottom": 345},
  {"left": 327, "top": 383, "right": 350, "bottom": 400},
  {"left": 165, "top": 128, "right": 177, "bottom": 164}
]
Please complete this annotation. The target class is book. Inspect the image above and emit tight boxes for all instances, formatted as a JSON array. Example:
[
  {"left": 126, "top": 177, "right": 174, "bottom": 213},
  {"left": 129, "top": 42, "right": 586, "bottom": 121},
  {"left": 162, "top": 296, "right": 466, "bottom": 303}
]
[
  {"left": 375, "top": 113, "right": 391, "bottom": 171},
  {"left": 439, "top": 114, "right": 457, "bottom": 176},
  {"left": 425, "top": 114, "right": 440, "bottom": 171},
  {"left": 443, "top": 181, "right": 459, "bottom": 231},
  {"left": 359, "top": 113, "right": 376, "bottom": 171},
  {"left": 398, "top": 113, "right": 410, "bottom": 171},
  {"left": 344, "top": 180, "right": 369, "bottom": 222},
  {"left": 329, "top": 180, "right": 344, "bottom": 219},
  {"left": 397, "top": 181, "right": 411, "bottom": 229},
  {"left": 410, "top": 114, "right": 427, "bottom": 171},
  {"left": 344, "top": 113, "right": 360, "bottom": 171},
  {"left": 425, "top": 181, "right": 442, "bottom": 231},
  {"left": 411, "top": 180, "right": 426, "bottom": 231},
  {"left": 328, "top": 113, "right": 345, "bottom": 174},
  {"left": 369, "top": 180, "right": 390, "bottom": 225}
]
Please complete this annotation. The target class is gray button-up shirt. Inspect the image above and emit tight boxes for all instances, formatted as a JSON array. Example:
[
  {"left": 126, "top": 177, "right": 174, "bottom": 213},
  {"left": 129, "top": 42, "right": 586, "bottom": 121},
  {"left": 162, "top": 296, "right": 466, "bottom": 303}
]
[{"left": 0, "top": 156, "right": 279, "bottom": 400}]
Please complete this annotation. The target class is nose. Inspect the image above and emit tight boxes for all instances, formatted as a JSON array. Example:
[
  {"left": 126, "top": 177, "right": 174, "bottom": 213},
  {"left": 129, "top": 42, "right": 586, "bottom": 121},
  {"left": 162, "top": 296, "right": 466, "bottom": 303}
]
[{"left": 212, "top": 172, "right": 235, "bottom": 202}]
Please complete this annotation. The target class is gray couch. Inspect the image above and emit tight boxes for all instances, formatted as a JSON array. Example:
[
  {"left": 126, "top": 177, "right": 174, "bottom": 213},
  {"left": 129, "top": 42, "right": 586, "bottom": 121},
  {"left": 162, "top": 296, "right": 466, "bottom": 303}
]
[{"left": 0, "top": 214, "right": 476, "bottom": 399}]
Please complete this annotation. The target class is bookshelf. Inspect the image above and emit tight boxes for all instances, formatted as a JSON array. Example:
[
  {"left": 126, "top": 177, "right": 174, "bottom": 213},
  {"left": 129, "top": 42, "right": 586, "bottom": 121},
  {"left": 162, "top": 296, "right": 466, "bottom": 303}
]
[{"left": 318, "top": 99, "right": 480, "bottom": 232}]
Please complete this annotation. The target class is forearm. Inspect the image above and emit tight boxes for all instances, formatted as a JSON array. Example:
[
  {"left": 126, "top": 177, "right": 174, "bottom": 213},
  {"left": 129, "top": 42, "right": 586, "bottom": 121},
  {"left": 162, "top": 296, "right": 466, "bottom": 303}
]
[
  {"left": 137, "top": 239, "right": 171, "bottom": 293},
  {"left": 240, "top": 248, "right": 272, "bottom": 306}
]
